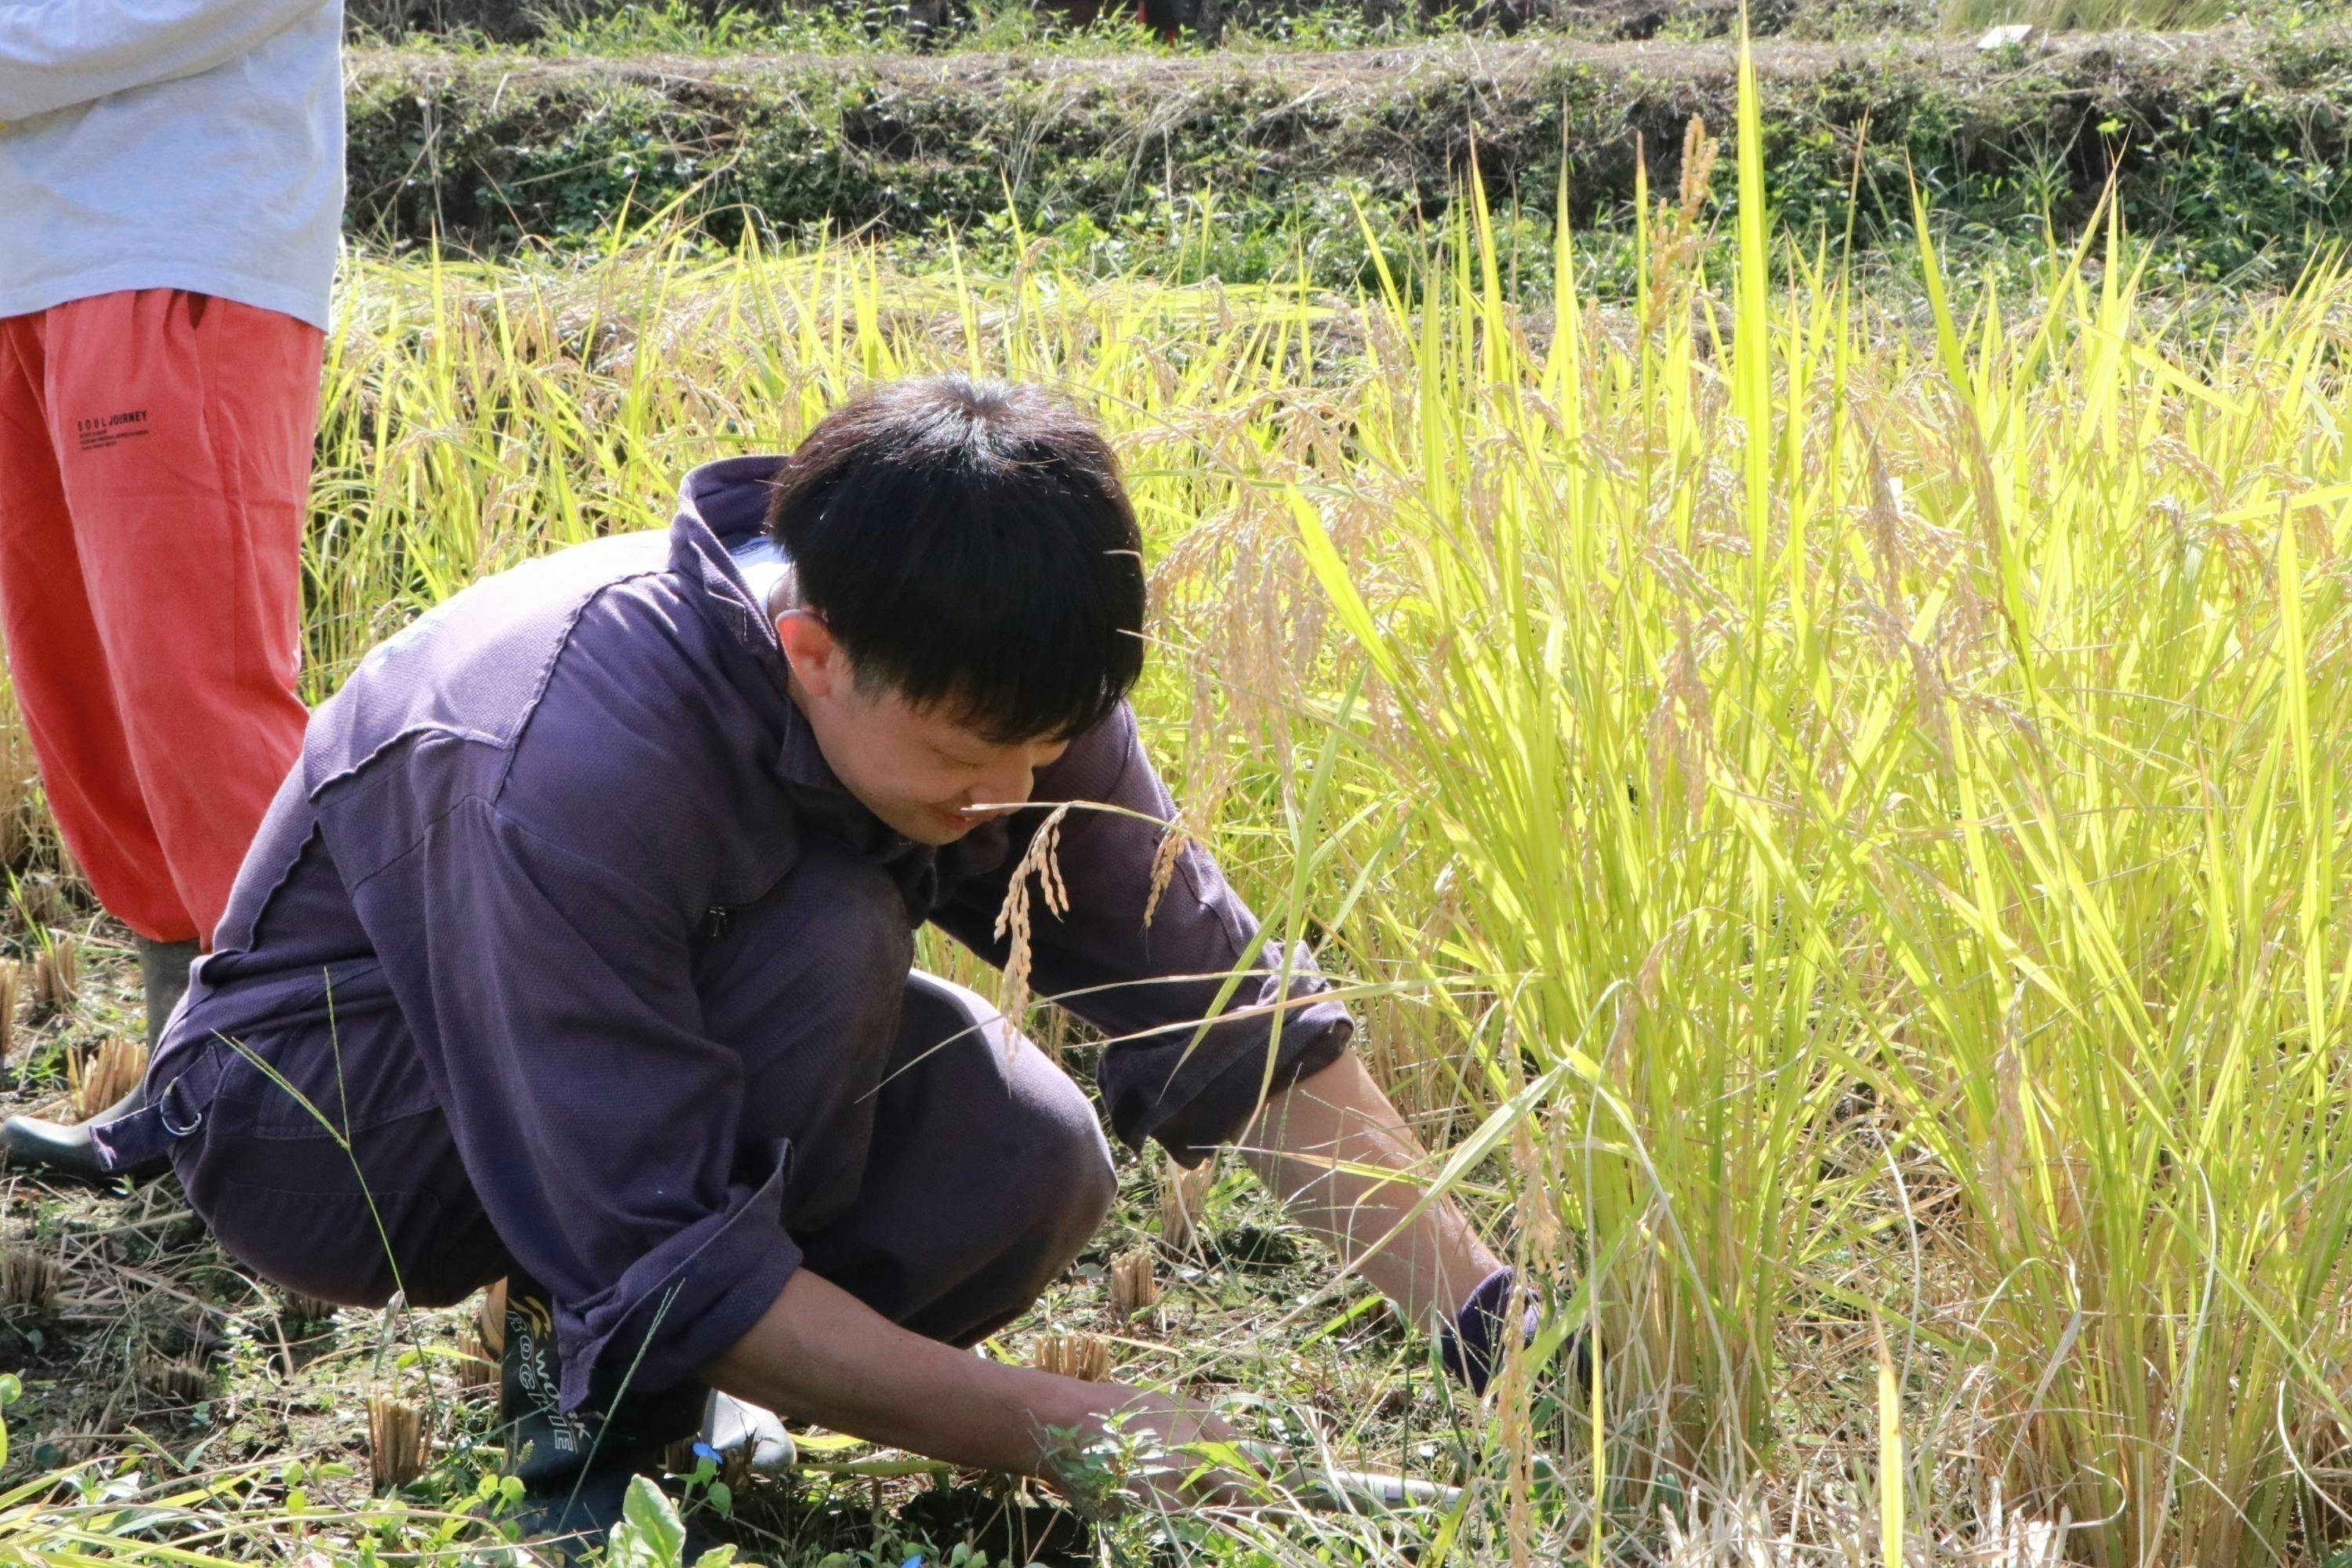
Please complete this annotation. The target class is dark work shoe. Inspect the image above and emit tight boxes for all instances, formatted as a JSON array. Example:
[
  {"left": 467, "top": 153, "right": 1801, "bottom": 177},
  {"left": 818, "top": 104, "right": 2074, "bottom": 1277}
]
[
  {"left": 0, "top": 935, "right": 196, "bottom": 1182},
  {"left": 0, "top": 1087, "right": 146, "bottom": 1183},
  {"left": 499, "top": 1274, "right": 706, "bottom": 1554}
]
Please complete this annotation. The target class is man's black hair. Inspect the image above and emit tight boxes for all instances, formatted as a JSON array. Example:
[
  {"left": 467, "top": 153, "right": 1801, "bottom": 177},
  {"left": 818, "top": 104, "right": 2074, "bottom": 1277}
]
[{"left": 764, "top": 375, "right": 1147, "bottom": 745}]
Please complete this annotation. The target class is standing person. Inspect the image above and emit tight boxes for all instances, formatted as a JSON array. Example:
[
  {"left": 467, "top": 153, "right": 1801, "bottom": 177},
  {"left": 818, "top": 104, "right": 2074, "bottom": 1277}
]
[
  {"left": 0, "top": 0, "right": 344, "bottom": 1178},
  {"left": 100, "top": 376, "right": 1552, "bottom": 1541}
]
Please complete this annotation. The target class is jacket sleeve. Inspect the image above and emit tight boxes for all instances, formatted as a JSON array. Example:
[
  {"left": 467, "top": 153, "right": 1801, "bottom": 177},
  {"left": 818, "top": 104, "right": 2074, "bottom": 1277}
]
[
  {"left": 931, "top": 705, "right": 1353, "bottom": 1164},
  {"left": 0, "top": 0, "right": 328, "bottom": 122},
  {"left": 347, "top": 790, "right": 800, "bottom": 1413}
]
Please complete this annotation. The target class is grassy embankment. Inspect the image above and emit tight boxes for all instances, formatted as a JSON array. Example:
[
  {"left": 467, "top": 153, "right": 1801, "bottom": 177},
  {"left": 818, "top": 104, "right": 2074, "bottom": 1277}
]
[
  {"left": 341, "top": 11, "right": 2352, "bottom": 294},
  {"left": 3, "top": 31, "right": 2352, "bottom": 1568}
]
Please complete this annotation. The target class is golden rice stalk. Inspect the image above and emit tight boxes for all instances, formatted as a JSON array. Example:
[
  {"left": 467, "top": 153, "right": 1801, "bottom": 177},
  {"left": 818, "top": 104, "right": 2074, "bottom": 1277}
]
[
  {"left": 68, "top": 1037, "right": 146, "bottom": 1123},
  {"left": 31, "top": 936, "right": 78, "bottom": 1013},
  {"left": 1030, "top": 1331, "right": 1110, "bottom": 1383},
  {"left": 368, "top": 1393, "right": 431, "bottom": 1493},
  {"left": 0, "top": 1244, "right": 60, "bottom": 1315},
  {"left": 454, "top": 1330, "right": 499, "bottom": 1392},
  {"left": 477, "top": 1277, "right": 507, "bottom": 1357},
  {"left": 139, "top": 1355, "right": 211, "bottom": 1405},
  {"left": 1158, "top": 1156, "right": 1213, "bottom": 1256},
  {"left": 1108, "top": 1247, "right": 1160, "bottom": 1324}
]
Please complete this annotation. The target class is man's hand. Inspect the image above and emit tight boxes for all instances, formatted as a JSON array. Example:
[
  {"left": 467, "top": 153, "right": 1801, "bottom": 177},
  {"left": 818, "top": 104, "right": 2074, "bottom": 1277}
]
[
  {"left": 1036, "top": 1383, "right": 1249, "bottom": 1515},
  {"left": 706, "top": 1268, "right": 1238, "bottom": 1499}
]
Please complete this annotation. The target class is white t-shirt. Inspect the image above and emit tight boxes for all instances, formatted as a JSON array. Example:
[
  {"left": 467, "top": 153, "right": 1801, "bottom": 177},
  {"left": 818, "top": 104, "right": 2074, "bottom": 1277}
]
[
  {"left": 0, "top": 0, "right": 345, "bottom": 329},
  {"left": 730, "top": 532, "right": 793, "bottom": 613}
]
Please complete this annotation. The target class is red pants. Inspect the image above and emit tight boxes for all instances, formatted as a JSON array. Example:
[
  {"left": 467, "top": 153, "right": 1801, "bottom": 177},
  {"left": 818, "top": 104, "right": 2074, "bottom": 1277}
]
[{"left": 0, "top": 291, "right": 317, "bottom": 946}]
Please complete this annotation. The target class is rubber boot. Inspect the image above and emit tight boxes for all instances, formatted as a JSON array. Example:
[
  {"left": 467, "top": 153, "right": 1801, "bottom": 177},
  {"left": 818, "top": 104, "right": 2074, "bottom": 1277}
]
[
  {"left": 0, "top": 936, "right": 197, "bottom": 1181},
  {"left": 500, "top": 1272, "right": 709, "bottom": 1556}
]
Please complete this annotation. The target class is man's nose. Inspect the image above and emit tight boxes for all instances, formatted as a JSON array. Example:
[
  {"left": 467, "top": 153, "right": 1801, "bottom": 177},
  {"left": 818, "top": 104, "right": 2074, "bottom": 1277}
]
[{"left": 978, "top": 753, "right": 1036, "bottom": 809}]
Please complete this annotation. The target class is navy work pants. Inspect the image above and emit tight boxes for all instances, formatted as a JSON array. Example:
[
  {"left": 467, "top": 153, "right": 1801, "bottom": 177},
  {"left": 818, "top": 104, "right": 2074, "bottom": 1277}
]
[{"left": 164, "top": 840, "right": 1120, "bottom": 1363}]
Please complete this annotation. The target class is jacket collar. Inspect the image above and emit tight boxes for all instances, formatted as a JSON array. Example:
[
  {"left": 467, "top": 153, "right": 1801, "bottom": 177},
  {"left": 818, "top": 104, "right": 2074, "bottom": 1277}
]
[{"left": 668, "top": 455, "right": 842, "bottom": 797}]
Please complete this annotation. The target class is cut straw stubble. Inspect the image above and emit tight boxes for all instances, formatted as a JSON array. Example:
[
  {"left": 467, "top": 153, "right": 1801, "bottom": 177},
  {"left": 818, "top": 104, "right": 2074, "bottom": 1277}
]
[
  {"left": 454, "top": 1329, "right": 498, "bottom": 1392},
  {"left": 0, "top": 960, "right": 18, "bottom": 1087},
  {"left": 1158, "top": 1156, "right": 1212, "bottom": 1256},
  {"left": 1108, "top": 1248, "right": 1160, "bottom": 1326},
  {"left": 368, "top": 1394, "right": 430, "bottom": 1493},
  {"left": 0, "top": 1243, "right": 60, "bottom": 1316},
  {"left": 139, "top": 1354, "right": 211, "bottom": 1406},
  {"left": 278, "top": 1290, "right": 339, "bottom": 1327},
  {"left": 30, "top": 936, "right": 76, "bottom": 1014},
  {"left": 67, "top": 1036, "right": 144, "bottom": 1123},
  {"left": 1030, "top": 1331, "right": 1112, "bottom": 1382}
]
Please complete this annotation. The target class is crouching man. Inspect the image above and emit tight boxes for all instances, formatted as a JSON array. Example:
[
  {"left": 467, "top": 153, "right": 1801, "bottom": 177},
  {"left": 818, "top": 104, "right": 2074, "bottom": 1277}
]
[{"left": 96, "top": 376, "right": 1531, "bottom": 1539}]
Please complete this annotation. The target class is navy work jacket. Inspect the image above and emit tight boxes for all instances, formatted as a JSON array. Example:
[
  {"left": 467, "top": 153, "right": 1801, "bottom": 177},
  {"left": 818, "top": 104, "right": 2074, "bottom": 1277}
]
[{"left": 140, "top": 456, "right": 1351, "bottom": 1409}]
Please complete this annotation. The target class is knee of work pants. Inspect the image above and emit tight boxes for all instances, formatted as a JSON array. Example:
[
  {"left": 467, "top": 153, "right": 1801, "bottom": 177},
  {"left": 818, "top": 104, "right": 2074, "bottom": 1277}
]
[
  {"left": 695, "top": 849, "right": 1120, "bottom": 1343},
  {"left": 794, "top": 969, "right": 1120, "bottom": 1347},
  {"left": 167, "top": 1023, "right": 512, "bottom": 1313}
]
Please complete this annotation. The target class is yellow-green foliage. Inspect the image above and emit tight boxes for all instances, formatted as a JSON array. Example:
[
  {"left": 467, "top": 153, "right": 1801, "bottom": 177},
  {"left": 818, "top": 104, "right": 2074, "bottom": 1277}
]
[
  {"left": 1942, "top": 0, "right": 2231, "bottom": 28},
  {"left": 43, "top": 56, "right": 2343, "bottom": 1568}
]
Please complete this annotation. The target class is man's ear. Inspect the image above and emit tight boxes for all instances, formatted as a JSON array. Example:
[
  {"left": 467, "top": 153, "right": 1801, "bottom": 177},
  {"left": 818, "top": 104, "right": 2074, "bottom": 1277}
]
[{"left": 776, "top": 610, "right": 849, "bottom": 699}]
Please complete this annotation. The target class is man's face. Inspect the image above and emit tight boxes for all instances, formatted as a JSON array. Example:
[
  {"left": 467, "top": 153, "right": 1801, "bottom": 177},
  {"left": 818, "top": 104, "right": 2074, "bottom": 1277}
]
[{"left": 777, "top": 609, "right": 1070, "bottom": 845}]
